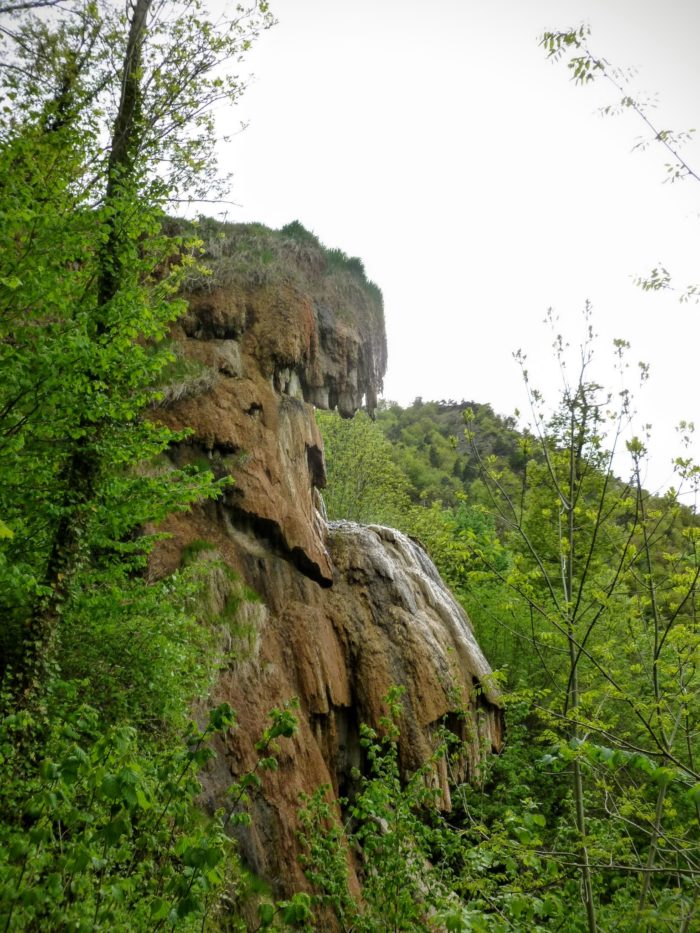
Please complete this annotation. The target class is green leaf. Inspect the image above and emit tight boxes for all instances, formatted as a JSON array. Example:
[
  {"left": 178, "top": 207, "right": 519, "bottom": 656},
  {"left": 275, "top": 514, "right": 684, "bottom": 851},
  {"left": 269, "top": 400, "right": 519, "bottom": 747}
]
[
  {"left": 39, "top": 759, "right": 59, "bottom": 781},
  {"left": 150, "top": 898, "right": 170, "bottom": 921},
  {"left": 208, "top": 703, "right": 236, "bottom": 732},
  {"left": 101, "top": 773, "right": 121, "bottom": 800},
  {"left": 281, "top": 892, "right": 312, "bottom": 925},
  {"left": 651, "top": 767, "right": 675, "bottom": 787},
  {"left": 176, "top": 894, "right": 200, "bottom": 918},
  {"left": 102, "top": 816, "right": 129, "bottom": 846}
]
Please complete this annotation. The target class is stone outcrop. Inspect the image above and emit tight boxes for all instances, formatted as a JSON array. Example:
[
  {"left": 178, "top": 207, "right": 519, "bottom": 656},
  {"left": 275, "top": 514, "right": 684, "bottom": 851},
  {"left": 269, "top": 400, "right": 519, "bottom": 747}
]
[{"left": 151, "top": 222, "right": 502, "bottom": 896}]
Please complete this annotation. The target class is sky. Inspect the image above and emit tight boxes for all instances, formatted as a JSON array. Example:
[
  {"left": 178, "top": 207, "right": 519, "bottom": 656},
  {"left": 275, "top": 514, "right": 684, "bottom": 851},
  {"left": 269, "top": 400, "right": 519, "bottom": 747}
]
[{"left": 216, "top": 0, "right": 700, "bottom": 495}]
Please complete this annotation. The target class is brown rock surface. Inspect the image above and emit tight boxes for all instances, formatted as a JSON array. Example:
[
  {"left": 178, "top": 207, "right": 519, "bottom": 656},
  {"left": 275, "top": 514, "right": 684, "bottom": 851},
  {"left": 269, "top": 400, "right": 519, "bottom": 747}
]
[{"left": 151, "top": 223, "right": 502, "bottom": 897}]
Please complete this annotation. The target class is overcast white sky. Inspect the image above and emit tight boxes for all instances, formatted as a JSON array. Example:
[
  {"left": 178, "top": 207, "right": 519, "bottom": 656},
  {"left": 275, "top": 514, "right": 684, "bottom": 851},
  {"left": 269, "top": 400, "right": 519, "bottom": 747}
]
[{"left": 218, "top": 0, "right": 700, "bottom": 494}]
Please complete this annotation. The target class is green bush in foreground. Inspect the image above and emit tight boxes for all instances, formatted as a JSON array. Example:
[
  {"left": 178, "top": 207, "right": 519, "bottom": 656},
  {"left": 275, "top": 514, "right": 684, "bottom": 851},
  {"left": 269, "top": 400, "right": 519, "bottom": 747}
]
[
  {"left": 0, "top": 694, "right": 307, "bottom": 932},
  {"left": 0, "top": 696, "right": 238, "bottom": 931}
]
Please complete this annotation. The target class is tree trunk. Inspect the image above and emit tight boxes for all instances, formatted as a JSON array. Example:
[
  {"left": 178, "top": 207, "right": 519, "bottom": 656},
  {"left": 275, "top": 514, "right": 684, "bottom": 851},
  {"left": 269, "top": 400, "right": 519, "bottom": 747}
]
[{"left": 566, "top": 401, "right": 598, "bottom": 933}]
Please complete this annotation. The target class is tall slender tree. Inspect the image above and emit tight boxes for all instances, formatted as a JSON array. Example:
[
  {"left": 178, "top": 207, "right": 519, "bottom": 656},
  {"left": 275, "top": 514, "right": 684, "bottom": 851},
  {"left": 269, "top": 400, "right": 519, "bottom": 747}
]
[
  {"left": 0, "top": 0, "right": 274, "bottom": 698},
  {"left": 466, "top": 313, "right": 699, "bottom": 931}
]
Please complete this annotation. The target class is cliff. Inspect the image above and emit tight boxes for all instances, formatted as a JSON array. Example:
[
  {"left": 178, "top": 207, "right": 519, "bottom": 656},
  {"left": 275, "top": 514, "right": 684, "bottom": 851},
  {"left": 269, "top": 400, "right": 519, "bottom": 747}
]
[{"left": 151, "top": 221, "right": 502, "bottom": 895}]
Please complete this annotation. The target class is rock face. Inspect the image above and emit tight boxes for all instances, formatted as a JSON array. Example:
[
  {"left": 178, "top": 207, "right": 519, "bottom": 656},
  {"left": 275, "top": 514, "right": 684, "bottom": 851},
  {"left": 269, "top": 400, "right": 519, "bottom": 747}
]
[{"left": 152, "top": 223, "right": 502, "bottom": 896}]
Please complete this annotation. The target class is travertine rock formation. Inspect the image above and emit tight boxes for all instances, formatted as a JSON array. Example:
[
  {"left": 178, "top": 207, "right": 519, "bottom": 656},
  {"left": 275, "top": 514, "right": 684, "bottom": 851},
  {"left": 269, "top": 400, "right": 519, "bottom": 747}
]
[{"left": 152, "top": 223, "right": 502, "bottom": 895}]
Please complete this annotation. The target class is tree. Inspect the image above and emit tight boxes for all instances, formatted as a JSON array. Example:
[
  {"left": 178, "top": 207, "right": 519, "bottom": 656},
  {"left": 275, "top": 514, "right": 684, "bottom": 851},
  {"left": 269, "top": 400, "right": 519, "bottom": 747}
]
[
  {"left": 466, "top": 312, "right": 699, "bottom": 932},
  {"left": 0, "top": 4, "right": 281, "bottom": 927},
  {"left": 0, "top": 0, "right": 274, "bottom": 700},
  {"left": 541, "top": 24, "right": 700, "bottom": 302},
  {"left": 317, "top": 409, "right": 413, "bottom": 526}
]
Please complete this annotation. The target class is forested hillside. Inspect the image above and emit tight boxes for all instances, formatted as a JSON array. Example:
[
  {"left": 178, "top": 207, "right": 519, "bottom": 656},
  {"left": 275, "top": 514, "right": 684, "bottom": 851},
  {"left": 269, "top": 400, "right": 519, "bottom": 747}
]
[{"left": 318, "top": 352, "right": 700, "bottom": 930}]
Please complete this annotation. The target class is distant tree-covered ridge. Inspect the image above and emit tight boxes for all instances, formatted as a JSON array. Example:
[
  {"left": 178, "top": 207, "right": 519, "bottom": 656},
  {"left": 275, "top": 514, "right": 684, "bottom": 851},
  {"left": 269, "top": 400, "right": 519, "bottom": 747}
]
[{"left": 374, "top": 398, "right": 527, "bottom": 507}]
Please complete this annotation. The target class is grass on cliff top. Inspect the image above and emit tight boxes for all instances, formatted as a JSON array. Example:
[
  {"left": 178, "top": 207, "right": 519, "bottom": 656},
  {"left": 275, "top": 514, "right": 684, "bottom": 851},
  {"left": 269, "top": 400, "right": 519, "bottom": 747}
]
[{"left": 180, "top": 216, "right": 385, "bottom": 333}]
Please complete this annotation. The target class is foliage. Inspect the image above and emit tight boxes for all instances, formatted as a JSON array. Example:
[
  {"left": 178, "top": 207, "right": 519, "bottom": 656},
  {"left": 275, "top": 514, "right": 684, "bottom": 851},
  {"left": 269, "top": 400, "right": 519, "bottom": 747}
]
[
  {"left": 317, "top": 410, "right": 412, "bottom": 526},
  {"left": 317, "top": 317, "right": 700, "bottom": 932},
  {"left": 181, "top": 216, "right": 385, "bottom": 332},
  {"left": 463, "top": 315, "right": 699, "bottom": 928},
  {"left": 299, "top": 691, "right": 591, "bottom": 932},
  {"left": 540, "top": 23, "right": 700, "bottom": 302},
  {"left": 0, "top": 698, "right": 238, "bottom": 931},
  {"left": 1, "top": 2, "right": 698, "bottom": 927},
  {"left": 540, "top": 23, "right": 699, "bottom": 186},
  {"left": 299, "top": 642, "right": 698, "bottom": 931},
  {"left": 299, "top": 688, "right": 480, "bottom": 932},
  {"left": 0, "top": 2, "right": 300, "bottom": 930},
  {"left": 0, "top": 0, "right": 277, "bottom": 696},
  {"left": 374, "top": 398, "right": 526, "bottom": 507},
  {"left": 0, "top": 695, "right": 305, "bottom": 931}
]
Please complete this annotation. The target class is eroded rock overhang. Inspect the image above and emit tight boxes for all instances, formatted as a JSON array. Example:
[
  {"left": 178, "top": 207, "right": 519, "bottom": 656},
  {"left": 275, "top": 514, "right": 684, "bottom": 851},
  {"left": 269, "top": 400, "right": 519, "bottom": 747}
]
[{"left": 150, "top": 220, "right": 502, "bottom": 895}]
